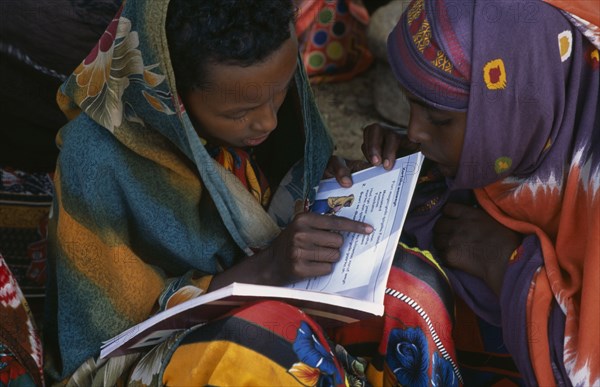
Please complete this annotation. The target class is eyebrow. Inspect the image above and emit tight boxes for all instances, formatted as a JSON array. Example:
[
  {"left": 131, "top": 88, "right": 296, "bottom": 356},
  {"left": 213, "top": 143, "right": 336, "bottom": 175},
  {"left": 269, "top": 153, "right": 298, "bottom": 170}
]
[
  {"left": 398, "top": 83, "right": 442, "bottom": 112},
  {"left": 404, "top": 92, "right": 443, "bottom": 113},
  {"left": 221, "top": 77, "right": 295, "bottom": 116},
  {"left": 406, "top": 96, "right": 431, "bottom": 109}
]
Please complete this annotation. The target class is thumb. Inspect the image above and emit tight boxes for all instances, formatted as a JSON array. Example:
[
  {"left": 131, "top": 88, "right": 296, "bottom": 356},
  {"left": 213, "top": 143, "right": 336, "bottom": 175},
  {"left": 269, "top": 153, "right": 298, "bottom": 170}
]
[{"left": 325, "top": 155, "right": 353, "bottom": 187}]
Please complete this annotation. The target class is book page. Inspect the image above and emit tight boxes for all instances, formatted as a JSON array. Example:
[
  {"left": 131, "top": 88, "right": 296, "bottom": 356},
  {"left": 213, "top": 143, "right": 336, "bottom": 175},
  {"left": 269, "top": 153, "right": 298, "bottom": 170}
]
[{"left": 288, "top": 152, "right": 423, "bottom": 304}]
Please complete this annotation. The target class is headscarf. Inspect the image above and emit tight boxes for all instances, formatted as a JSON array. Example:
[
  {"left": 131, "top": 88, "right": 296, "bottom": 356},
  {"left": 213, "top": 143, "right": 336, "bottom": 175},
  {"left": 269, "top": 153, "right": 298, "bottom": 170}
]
[
  {"left": 46, "top": 0, "right": 333, "bottom": 378},
  {"left": 388, "top": 0, "right": 599, "bottom": 385}
]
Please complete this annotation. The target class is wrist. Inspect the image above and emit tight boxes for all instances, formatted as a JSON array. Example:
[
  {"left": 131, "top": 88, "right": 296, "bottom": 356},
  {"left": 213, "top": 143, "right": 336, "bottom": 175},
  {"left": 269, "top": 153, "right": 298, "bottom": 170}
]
[
  {"left": 251, "top": 247, "right": 284, "bottom": 286},
  {"left": 208, "top": 248, "right": 280, "bottom": 292},
  {"left": 486, "top": 243, "right": 521, "bottom": 297},
  {"left": 486, "top": 264, "right": 507, "bottom": 297}
]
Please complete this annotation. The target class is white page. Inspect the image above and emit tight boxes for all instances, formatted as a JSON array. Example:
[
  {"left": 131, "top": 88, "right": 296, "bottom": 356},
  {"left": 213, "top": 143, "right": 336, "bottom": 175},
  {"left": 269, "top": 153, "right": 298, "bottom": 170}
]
[{"left": 288, "top": 152, "right": 423, "bottom": 302}]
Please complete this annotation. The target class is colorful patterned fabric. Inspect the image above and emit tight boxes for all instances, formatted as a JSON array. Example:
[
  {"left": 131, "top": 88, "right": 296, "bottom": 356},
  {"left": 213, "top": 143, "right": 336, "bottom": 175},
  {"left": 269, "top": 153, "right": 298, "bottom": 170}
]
[
  {"left": 387, "top": 0, "right": 470, "bottom": 111},
  {"left": 163, "top": 301, "right": 349, "bottom": 386},
  {"left": 0, "top": 167, "right": 52, "bottom": 328},
  {"left": 45, "top": 0, "right": 334, "bottom": 382},
  {"left": 296, "top": 0, "right": 374, "bottom": 83},
  {"left": 389, "top": 0, "right": 599, "bottom": 385},
  {"left": 207, "top": 146, "right": 272, "bottom": 208},
  {"left": 135, "top": 244, "right": 462, "bottom": 387},
  {"left": 329, "top": 244, "right": 462, "bottom": 386},
  {"left": 0, "top": 254, "right": 44, "bottom": 387}
]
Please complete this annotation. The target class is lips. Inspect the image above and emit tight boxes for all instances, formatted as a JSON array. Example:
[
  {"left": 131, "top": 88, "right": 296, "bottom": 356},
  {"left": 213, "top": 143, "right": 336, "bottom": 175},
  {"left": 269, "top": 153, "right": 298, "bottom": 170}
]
[
  {"left": 423, "top": 153, "right": 443, "bottom": 169},
  {"left": 244, "top": 133, "right": 270, "bottom": 147},
  {"left": 419, "top": 148, "right": 435, "bottom": 163}
]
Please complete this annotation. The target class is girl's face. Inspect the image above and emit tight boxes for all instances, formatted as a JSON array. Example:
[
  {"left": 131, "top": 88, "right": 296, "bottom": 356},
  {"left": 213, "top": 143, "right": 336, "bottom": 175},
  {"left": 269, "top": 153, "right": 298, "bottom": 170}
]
[
  {"left": 183, "top": 37, "right": 298, "bottom": 148},
  {"left": 404, "top": 90, "right": 467, "bottom": 177}
]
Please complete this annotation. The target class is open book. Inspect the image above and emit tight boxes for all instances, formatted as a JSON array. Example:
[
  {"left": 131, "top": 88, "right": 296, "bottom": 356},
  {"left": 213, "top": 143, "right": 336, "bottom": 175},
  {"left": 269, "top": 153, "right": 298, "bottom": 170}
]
[{"left": 100, "top": 152, "right": 424, "bottom": 359}]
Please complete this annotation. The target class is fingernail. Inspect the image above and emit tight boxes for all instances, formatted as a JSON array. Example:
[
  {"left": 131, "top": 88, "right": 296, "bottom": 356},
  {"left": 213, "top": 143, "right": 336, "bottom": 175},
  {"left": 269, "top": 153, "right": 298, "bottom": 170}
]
[
  {"left": 372, "top": 156, "right": 380, "bottom": 165},
  {"left": 342, "top": 177, "right": 352, "bottom": 186},
  {"left": 383, "top": 159, "right": 390, "bottom": 169},
  {"left": 365, "top": 225, "right": 374, "bottom": 234}
]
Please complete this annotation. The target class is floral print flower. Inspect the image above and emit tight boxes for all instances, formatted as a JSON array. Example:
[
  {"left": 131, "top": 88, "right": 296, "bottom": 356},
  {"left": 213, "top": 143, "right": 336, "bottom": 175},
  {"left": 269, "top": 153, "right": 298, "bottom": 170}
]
[
  {"left": 0, "top": 348, "right": 28, "bottom": 385},
  {"left": 386, "top": 327, "right": 429, "bottom": 387},
  {"left": 0, "top": 259, "right": 19, "bottom": 308},
  {"left": 289, "top": 321, "right": 340, "bottom": 386},
  {"left": 129, "top": 333, "right": 183, "bottom": 386},
  {"left": 72, "top": 10, "right": 168, "bottom": 132},
  {"left": 334, "top": 344, "right": 368, "bottom": 387},
  {"left": 288, "top": 362, "right": 324, "bottom": 386},
  {"left": 432, "top": 352, "right": 458, "bottom": 387},
  {"left": 494, "top": 156, "right": 513, "bottom": 174}
]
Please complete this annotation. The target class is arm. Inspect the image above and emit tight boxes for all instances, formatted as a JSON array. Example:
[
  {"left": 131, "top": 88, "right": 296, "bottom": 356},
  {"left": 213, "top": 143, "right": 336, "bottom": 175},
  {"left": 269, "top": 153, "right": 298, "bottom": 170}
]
[
  {"left": 432, "top": 203, "right": 522, "bottom": 296},
  {"left": 432, "top": 206, "right": 573, "bottom": 384}
]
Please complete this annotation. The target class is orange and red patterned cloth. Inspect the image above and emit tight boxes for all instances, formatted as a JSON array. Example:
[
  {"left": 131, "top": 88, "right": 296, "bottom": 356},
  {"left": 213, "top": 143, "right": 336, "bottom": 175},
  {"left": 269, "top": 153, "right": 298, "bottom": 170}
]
[
  {"left": 0, "top": 254, "right": 44, "bottom": 386},
  {"left": 0, "top": 168, "right": 51, "bottom": 328},
  {"left": 0, "top": 168, "right": 50, "bottom": 385}
]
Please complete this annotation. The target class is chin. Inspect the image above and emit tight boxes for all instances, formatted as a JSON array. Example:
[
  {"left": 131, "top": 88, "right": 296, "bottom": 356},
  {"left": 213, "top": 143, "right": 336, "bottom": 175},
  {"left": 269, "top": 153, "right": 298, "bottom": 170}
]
[{"left": 437, "top": 164, "right": 457, "bottom": 178}]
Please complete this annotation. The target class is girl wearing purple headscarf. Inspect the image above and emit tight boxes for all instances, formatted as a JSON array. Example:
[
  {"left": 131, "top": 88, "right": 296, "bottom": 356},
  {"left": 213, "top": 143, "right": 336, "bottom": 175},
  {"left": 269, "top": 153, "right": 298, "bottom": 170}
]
[{"left": 350, "top": 0, "right": 599, "bottom": 385}]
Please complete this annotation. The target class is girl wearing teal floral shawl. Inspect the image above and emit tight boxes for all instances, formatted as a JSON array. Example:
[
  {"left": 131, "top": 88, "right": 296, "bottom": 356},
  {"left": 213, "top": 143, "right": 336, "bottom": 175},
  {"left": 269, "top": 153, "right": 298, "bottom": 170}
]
[
  {"left": 47, "top": 0, "right": 466, "bottom": 384},
  {"left": 45, "top": 0, "right": 385, "bottom": 384},
  {"left": 45, "top": 0, "right": 365, "bottom": 385}
]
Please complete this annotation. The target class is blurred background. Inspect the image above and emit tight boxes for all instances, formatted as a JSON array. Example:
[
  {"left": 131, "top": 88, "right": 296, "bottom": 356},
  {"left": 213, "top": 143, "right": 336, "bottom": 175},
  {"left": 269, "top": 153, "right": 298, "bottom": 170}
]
[{"left": 299, "top": 0, "right": 410, "bottom": 160}]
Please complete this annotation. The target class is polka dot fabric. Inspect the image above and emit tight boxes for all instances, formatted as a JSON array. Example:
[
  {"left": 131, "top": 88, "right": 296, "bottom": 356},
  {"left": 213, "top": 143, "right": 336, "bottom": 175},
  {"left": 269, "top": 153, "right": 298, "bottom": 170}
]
[{"left": 296, "top": 0, "right": 373, "bottom": 83}]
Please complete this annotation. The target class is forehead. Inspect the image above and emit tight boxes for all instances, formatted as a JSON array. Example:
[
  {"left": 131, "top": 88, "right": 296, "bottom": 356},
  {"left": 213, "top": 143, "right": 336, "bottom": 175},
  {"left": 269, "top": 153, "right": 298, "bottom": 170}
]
[{"left": 198, "top": 39, "right": 298, "bottom": 107}]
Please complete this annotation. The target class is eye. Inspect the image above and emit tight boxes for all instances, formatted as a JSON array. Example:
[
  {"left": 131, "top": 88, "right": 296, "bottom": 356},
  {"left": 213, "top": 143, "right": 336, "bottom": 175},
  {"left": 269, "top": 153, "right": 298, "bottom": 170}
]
[
  {"left": 429, "top": 117, "right": 452, "bottom": 126},
  {"left": 426, "top": 109, "right": 452, "bottom": 126},
  {"left": 227, "top": 111, "right": 248, "bottom": 121}
]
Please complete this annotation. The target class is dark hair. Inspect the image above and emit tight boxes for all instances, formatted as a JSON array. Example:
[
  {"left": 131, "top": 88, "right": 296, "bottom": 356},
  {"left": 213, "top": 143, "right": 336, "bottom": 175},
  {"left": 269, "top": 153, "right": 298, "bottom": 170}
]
[{"left": 166, "top": 0, "right": 295, "bottom": 93}]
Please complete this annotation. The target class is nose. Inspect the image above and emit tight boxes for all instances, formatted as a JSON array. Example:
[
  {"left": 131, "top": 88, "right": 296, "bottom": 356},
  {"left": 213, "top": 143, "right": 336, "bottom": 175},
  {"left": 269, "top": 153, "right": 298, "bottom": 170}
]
[
  {"left": 250, "top": 101, "right": 278, "bottom": 134},
  {"left": 407, "top": 110, "right": 431, "bottom": 145}
]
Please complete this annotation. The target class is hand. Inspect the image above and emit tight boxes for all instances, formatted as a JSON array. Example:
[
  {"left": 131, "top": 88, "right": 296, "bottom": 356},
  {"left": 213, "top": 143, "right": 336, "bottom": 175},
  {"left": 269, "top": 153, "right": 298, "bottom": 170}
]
[
  {"left": 323, "top": 155, "right": 371, "bottom": 188},
  {"left": 207, "top": 212, "right": 373, "bottom": 292},
  {"left": 264, "top": 212, "right": 373, "bottom": 285},
  {"left": 433, "top": 203, "right": 522, "bottom": 296},
  {"left": 362, "top": 122, "right": 420, "bottom": 170}
]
